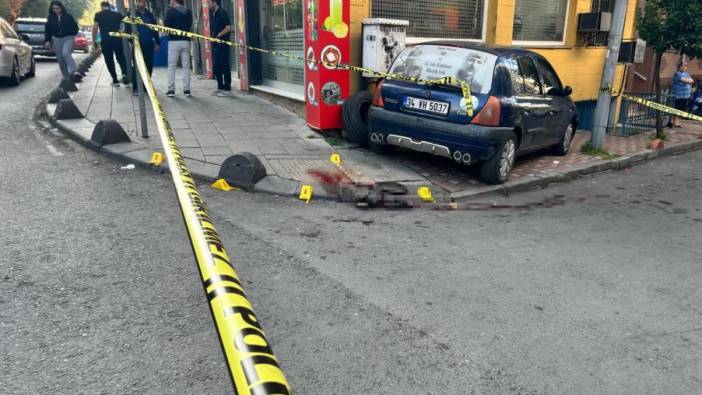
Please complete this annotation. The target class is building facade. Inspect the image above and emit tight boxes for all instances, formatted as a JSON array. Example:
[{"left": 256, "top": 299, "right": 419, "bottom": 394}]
[{"left": 166, "top": 0, "right": 644, "bottom": 131}]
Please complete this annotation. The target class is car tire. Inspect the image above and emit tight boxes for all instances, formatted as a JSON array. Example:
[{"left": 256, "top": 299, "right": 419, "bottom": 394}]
[
  {"left": 480, "top": 132, "right": 517, "bottom": 185},
  {"left": 8, "top": 58, "right": 21, "bottom": 86},
  {"left": 25, "top": 56, "right": 36, "bottom": 78},
  {"left": 342, "top": 90, "right": 373, "bottom": 147},
  {"left": 552, "top": 122, "right": 575, "bottom": 156}
]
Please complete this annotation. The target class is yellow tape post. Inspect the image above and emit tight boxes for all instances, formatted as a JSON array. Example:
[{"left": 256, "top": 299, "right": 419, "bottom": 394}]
[
  {"left": 121, "top": 17, "right": 474, "bottom": 115},
  {"left": 131, "top": 39, "right": 290, "bottom": 394}
]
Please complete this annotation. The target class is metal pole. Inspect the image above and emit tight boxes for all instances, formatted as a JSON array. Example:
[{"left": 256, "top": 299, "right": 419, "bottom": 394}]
[
  {"left": 130, "top": 0, "right": 149, "bottom": 138},
  {"left": 116, "top": 0, "right": 133, "bottom": 82},
  {"left": 591, "top": 0, "right": 628, "bottom": 148}
]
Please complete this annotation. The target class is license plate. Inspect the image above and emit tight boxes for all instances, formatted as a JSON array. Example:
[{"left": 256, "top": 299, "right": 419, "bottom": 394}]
[{"left": 403, "top": 96, "right": 449, "bottom": 116}]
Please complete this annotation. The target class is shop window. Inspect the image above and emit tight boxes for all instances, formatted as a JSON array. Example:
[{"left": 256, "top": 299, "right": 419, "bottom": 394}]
[
  {"left": 372, "top": 0, "right": 485, "bottom": 40},
  {"left": 269, "top": 0, "right": 302, "bottom": 31},
  {"left": 512, "top": 0, "right": 568, "bottom": 43}
]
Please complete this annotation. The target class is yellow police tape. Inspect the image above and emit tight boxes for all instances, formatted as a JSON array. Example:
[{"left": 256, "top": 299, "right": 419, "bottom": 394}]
[
  {"left": 121, "top": 17, "right": 474, "bottom": 117},
  {"left": 622, "top": 94, "right": 702, "bottom": 122},
  {"left": 130, "top": 36, "right": 291, "bottom": 394}
]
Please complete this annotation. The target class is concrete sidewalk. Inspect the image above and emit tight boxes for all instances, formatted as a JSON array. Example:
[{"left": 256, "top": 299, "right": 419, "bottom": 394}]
[{"left": 49, "top": 58, "right": 702, "bottom": 199}]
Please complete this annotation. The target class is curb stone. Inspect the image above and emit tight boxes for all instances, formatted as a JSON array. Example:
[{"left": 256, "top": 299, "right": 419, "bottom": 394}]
[
  {"left": 42, "top": 89, "right": 702, "bottom": 202},
  {"left": 455, "top": 138, "right": 702, "bottom": 201}
]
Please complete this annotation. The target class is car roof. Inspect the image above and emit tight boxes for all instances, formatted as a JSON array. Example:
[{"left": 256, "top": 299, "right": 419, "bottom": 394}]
[
  {"left": 409, "top": 41, "right": 538, "bottom": 57},
  {"left": 14, "top": 17, "right": 48, "bottom": 23}
]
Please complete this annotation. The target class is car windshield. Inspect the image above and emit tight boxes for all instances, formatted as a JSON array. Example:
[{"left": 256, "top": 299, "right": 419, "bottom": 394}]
[
  {"left": 15, "top": 23, "right": 44, "bottom": 32},
  {"left": 388, "top": 45, "right": 497, "bottom": 94}
]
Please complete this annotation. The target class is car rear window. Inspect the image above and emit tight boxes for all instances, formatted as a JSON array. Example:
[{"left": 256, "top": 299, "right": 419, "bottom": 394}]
[
  {"left": 15, "top": 23, "right": 45, "bottom": 33},
  {"left": 388, "top": 45, "right": 497, "bottom": 94}
]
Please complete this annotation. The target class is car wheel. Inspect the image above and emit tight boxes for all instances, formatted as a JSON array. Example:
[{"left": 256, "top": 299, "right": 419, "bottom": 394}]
[
  {"left": 552, "top": 122, "right": 575, "bottom": 156},
  {"left": 342, "top": 90, "right": 373, "bottom": 147},
  {"left": 8, "top": 58, "right": 21, "bottom": 86},
  {"left": 25, "top": 56, "right": 36, "bottom": 78},
  {"left": 480, "top": 132, "right": 517, "bottom": 184}
]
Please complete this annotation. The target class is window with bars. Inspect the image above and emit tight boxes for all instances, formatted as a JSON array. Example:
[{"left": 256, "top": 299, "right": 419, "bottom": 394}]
[
  {"left": 371, "top": 0, "right": 485, "bottom": 40},
  {"left": 512, "top": 0, "right": 568, "bottom": 43},
  {"left": 585, "top": 0, "right": 614, "bottom": 46}
]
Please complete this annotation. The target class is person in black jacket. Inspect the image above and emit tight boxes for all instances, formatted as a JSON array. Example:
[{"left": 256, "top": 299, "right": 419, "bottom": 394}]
[
  {"left": 44, "top": 1, "right": 79, "bottom": 79},
  {"left": 164, "top": 0, "right": 193, "bottom": 97},
  {"left": 126, "top": 0, "right": 161, "bottom": 95},
  {"left": 93, "top": 1, "right": 127, "bottom": 86},
  {"left": 93, "top": 1, "right": 128, "bottom": 86},
  {"left": 208, "top": 0, "right": 232, "bottom": 96}
]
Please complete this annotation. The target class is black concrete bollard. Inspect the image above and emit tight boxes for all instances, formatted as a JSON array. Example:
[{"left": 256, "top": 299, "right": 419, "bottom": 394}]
[
  {"left": 48, "top": 87, "right": 70, "bottom": 104},
  {"left": 218, "top": 152, "right": 267, "bottom": 189},
  {"left": 59, "top": 77, "right": 78, "bottom": 92},
  {"left": 54, "top": 98, "right": 83, "bottom": 120},
  {"left": 90, "top": 120, "right": 130, "bottom": 148}
]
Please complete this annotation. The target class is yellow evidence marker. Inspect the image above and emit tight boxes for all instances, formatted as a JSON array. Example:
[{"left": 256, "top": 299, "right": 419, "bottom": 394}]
[
  {"left": 211, "top": 178, "right": 236, "bottom": 192},
  {"left": 330, "top": 153, "right": 342, "bottom": 166},
  {"left": 299, "top": 185, "right": 313, "bottom": 204},
  {"left": 417, "top": 186, "right": 434, "bottom": 203},
  {"left": 150, "top": 152, "right": 164, "bottom": 166}
]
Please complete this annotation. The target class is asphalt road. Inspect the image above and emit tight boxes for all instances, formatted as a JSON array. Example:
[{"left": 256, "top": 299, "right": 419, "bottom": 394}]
[{"left": 1, "top": 60, "right": 701, "bottom": 394}]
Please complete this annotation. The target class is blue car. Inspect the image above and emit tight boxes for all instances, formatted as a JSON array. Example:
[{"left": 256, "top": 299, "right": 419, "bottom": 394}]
[{"left": 368, "top": 42, "right": 577, "bottom": 184}]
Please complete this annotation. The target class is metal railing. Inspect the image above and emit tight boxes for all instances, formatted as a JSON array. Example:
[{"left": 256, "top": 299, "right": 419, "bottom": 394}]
[{"left": 615, "top": 93, "right": 674, "bottom": 136}]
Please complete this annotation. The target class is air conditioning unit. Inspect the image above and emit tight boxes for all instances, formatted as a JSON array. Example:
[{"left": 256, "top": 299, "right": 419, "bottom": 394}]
[
  {"left": 577, "top": 12, "right": 612, "bottom": 33},
  {"left": 618, "top": 39, "right": 647, "bottom": 63}
]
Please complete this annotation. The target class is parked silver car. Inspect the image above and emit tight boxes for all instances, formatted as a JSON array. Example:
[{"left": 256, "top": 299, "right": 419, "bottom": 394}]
[{"left": 0, "top": 18, "right": 35, "bottom": 86}]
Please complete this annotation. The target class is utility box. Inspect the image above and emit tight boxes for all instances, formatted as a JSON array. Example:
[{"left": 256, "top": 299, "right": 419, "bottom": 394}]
[{"left": 362, "top": 18, "right": 409, "bottom": 78}]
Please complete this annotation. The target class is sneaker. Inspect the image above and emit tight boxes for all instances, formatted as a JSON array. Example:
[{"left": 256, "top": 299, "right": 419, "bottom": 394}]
[
  {"left": 111, "top": 80, "right": 120, "bottom": 87},
  {"left": 121, "top": 75, "right": 129, "bottom": 84},
  {"left": 132, "top": 90, "right": 139, "bottom": 96},
  {"left": 211, "top": 89, "right": 223, "bottom": 95},
  {"left": 184, "top": 90, "right": 191, "bottom": 97},
  {"left": 166, "top": 90, "right": 175, "bottom": 97},
  {"left": 217, "top": 90, "right": 232, "bottom": 97}
]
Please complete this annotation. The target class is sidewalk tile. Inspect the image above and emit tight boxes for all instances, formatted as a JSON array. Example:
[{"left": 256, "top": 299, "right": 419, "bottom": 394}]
[
  {"left": 180, "top": 148, "right": 205, "bottom": 161},
  {"left": 251, "top": 138, "right": 288, "bottom": 155}
]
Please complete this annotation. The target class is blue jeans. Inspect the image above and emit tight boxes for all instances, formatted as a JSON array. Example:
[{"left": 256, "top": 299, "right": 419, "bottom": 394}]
[{"left": 52, "top": 36, "right": 76, "bottom": 78}]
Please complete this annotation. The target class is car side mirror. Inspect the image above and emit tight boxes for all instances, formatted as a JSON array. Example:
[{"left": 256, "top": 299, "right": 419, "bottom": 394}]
[
  {"left": 20, "top": 33, "right": 30, "bottom": 43},
  {"left": 547, "top": 86, "right": 572, "bottom": 97}
]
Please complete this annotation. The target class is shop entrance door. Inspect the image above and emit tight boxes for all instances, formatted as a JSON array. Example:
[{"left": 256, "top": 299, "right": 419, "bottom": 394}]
[{"left": 258, "top": 0, "right": 305, "bottom": 98}]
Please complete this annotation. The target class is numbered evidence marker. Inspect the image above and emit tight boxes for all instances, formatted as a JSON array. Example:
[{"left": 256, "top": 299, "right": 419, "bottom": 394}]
[
  {"left": 299, "top": 185, "right": 313, "bottom": 204},
  {"left": 211, "top": 178, "right": 236, "bottom": 192},
  {"left": 150, "top": 152, "right": 164, "bottom": 166},
  {"left": 330, "top": 153, "right": 342, "bottom": 167},
  {"left": 417, "top": 186, "right": 434, "bottom": 203}
]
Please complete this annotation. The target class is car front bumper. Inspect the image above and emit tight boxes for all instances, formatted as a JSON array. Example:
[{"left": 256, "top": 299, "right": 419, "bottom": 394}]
[{"left": 369, "top": 106, "right": 515, "bottom": 161}]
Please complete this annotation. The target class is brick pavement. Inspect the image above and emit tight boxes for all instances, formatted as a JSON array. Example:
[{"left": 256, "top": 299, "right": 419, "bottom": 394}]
[{"left": 67, "top": 58, "right": 702, "bottom": 196}]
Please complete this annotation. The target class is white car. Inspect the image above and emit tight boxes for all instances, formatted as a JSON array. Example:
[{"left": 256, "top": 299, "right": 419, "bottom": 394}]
[{"left": 0, "top": 17, "right": 35, "bottom": 86}]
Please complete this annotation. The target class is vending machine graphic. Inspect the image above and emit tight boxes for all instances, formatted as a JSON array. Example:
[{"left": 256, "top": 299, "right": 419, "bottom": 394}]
[{"left": 305, "top": 0, "right": 351, "bottom": 131}]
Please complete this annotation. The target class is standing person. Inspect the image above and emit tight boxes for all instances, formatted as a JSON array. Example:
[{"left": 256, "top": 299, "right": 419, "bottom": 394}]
[
  {"left": 127, "top": 0, "right": 160, "bottom": 96},
  {"left": 43, "top": 1, "right": 79, "bottom": 79},
  {"left": 670, "top": 62, "right": 694, "bottom": 128},
  {"left": 165, "top": 0, "right": 193, "bottom": 97},
  {"left": 93, "top": 1, "right": 128, "bottom": 86},
  {"left": 208, "top": 0, "right": 232, "bottom": 97}
]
